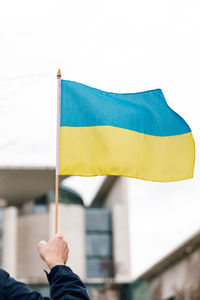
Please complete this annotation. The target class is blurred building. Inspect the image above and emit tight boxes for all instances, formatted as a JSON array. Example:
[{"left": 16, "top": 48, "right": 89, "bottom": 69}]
[
  {"left": 0, "top": 167, "right": 132, "bottom": 299},
  {"left": 131, "top": 231, "right": 200, "bottom": 300},
  {"left": 2, "top": 167, "right": 200, "bottom": 300}
]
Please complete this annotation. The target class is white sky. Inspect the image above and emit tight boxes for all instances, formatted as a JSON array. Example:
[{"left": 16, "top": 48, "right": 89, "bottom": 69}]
[{"left": 0, "top": 0, "right": 200, "bottom": 279}]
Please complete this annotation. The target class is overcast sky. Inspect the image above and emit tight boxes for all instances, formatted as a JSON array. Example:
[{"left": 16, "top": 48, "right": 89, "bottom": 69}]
[{"left": 0, "top": 0, "right": 200, "bottom": 278}]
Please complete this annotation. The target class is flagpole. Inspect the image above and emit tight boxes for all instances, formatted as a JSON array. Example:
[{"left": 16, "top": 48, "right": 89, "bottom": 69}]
[{"left": 55, "top": 68, "right": 61, "bottom": 234}]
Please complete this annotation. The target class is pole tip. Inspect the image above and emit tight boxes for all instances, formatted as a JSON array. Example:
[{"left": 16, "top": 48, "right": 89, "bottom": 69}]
[{"left": 57, "top": 69, "right": 61, "bottom": 79}]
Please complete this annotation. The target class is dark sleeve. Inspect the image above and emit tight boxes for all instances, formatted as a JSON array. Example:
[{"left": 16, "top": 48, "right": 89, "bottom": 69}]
[
  {"left": 1, "top": 269, "right": 50, "bottom": 300},
  {"left": 46, "top": 265, "right": 90, "bottom": 300}
]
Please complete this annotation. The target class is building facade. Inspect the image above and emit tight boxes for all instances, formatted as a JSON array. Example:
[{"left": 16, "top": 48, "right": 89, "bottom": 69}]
[
  {"left": 0, "top": 171, "right": 132, "bottom": 299},
  {"left": 131, "top": 231, "right": 200, "bottom": 300}
]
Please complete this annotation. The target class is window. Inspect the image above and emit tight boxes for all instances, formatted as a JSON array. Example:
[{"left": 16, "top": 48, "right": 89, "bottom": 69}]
[
  {"left": 86, "top": 234, "right": 112, "bottom": 257},
  {"left": 19, "top": 195, "right": 48, "bottom": 215},
  {"left": 85, "top": 208, "right": 113, "bottom": 278},
  {"left": 33, "top": 195, "right": 48, "bottom": 214},
  {"left": 86, "top": 209, "right": 112, "bottom": 232}
]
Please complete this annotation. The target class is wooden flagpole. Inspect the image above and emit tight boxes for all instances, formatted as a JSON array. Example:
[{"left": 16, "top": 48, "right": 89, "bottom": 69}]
[{"left": 55, "top": 68, "right": 61, "bottom": 233}]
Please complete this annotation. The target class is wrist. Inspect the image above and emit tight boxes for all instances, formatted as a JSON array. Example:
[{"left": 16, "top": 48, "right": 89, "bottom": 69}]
[{"left": 47, "top": 261, "right": 65, "bottom": 270}]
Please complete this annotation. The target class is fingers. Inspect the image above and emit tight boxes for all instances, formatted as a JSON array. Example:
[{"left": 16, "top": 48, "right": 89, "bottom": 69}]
[
  {"left": 54, "top": 233, "right": 68, "bottom": 249},
  {"left": 37, "top": 240, "right": 47, "bottom": 250},
  {"left": 49, "top": 232, "right": 63, "bottom": 242},
  {"left": 37, "top": 233, "right": 69, "bottom": 269},
  {"left": 57, "top": 232, "right": 63, "bottom": 238}
]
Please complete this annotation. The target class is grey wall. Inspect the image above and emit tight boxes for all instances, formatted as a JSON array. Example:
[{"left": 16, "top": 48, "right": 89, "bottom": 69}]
[
  {"left": 49, "top": 203, "right": 86, "bottom": 280},
  {"left": 149, "top": 249, "right": 200, "bottom": 299},
  {"left": 17, "top": 213, "right": 49, "bottom": 282},
  {"left": 103, "top": 177, "right": 132, "bottom": 282}
]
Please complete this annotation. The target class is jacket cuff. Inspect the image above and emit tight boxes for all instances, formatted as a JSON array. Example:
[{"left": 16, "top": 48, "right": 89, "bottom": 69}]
[{"left": 45, "top": 265, "right": 72, "bottom": 284}]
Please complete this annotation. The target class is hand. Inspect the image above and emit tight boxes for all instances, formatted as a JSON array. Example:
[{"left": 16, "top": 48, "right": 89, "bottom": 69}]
[{"left": 37, "top": 233, "right": 69, "bottom": 269}]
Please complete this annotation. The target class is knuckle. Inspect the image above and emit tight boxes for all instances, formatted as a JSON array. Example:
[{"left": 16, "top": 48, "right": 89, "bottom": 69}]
[
  {"left": 57, "top": 232, "right": 63, "bottom": 238},
  {"left": 37, "top": 240, "right": 45, "bottom": 248}
]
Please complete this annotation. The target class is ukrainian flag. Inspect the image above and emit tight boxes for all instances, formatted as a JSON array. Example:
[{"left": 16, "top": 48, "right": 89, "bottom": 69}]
[{"left": 59, "top": 80, "right": 195, "bottom": 182}]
